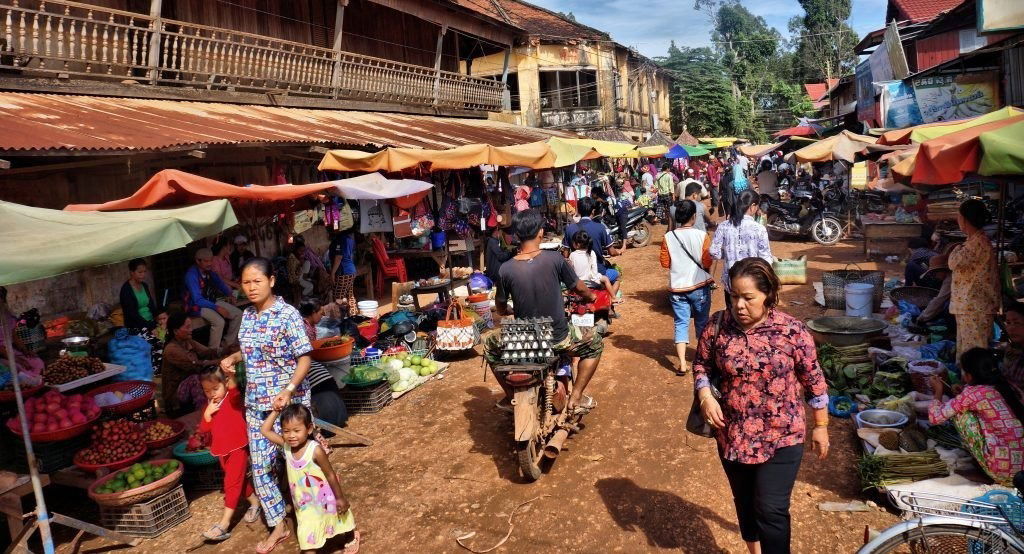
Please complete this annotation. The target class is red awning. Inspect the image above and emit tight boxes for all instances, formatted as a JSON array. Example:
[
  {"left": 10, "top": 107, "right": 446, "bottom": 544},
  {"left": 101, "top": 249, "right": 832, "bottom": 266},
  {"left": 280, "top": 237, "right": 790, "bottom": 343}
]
[
  {"left": 773, "top": 126, "right": 819, "bottom": 138},
  {"left": 65, "top": 169, "right": 339, "bottom": 211}
]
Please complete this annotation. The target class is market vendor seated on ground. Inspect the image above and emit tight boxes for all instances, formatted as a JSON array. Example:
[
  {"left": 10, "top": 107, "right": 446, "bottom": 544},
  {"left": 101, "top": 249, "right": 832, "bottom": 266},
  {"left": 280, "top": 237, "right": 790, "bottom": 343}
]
[
  {"left": 999, "top": 302, "right": 1024, "bottom": 400},
  {"left": 486, "top": 209, "right": 602, "bottom": 416},
  {"left": 905, "top": 237, "right": 939, "bottom": 288},
  {"left": 185, "top": 248, "right": 243, "bottom": 349},
  {"left": 561, "top": 197, "right": 621, "bottom": 286},
  {"left": 161, "top": 312, "right": 230, "bottom": 416}
]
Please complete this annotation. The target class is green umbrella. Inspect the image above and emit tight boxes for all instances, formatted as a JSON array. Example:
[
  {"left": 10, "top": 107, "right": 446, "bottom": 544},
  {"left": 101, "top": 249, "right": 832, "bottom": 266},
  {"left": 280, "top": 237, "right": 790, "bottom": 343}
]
[{"left": 683, "top": 145, "right": 712, "bottom": 157}]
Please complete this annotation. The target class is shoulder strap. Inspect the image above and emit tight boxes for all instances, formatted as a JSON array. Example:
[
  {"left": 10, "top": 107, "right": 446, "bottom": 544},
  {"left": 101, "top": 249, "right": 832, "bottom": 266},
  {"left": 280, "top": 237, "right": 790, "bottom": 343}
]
[{"left": 670, "top": 230, "right": 709, "bottom": 272}]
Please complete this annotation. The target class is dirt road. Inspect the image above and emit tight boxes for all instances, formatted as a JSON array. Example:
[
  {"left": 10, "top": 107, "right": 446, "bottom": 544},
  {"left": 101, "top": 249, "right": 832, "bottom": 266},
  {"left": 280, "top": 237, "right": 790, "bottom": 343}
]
[{"left": 78, "top": 228, "right": 903, "bottom": 553}]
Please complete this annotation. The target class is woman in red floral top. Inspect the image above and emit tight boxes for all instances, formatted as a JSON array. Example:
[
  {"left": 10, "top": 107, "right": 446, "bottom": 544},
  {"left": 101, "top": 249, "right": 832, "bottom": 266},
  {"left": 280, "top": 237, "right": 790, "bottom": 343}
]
[{"left": 692, "top": 257, "right": 829, "bottom": 554}]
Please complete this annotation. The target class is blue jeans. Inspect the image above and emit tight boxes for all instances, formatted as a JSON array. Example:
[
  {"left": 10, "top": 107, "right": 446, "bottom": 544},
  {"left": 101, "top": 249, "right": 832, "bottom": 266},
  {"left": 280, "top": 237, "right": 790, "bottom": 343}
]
[{"left": 670, "top": 286, "right": 711, "bottom": 344}]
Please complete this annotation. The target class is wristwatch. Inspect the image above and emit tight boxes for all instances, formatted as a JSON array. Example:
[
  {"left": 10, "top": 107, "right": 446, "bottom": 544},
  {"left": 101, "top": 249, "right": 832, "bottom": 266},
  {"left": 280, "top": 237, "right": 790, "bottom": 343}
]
[{"left": 285, "top": 383, "right": 296, "bottom": 393}]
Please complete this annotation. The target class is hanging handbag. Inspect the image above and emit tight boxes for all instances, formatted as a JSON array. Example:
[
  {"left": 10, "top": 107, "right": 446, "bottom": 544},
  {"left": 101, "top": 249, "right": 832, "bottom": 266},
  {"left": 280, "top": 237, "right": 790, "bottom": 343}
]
[
  {"left": 336, "top": 200, "right": 354, "bottom": 231},
  {"left": 685, "top": 311, "right": 724, "bottom": 438},
  {"left": 435, "top": 301, "right": 476, "bottom": 351}
]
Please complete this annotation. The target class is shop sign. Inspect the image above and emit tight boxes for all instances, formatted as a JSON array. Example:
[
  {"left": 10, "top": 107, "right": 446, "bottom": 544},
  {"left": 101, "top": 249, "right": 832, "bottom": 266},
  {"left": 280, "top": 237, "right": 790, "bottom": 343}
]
[
  {"left": 912, "top": 71, "right": 1000, "bottom": 123},
  {"left": 880, "top": 80, "right": 923, "bottom": 129},
  {"left": 855, "top": 61, "right": 875, "bottom": 123}
]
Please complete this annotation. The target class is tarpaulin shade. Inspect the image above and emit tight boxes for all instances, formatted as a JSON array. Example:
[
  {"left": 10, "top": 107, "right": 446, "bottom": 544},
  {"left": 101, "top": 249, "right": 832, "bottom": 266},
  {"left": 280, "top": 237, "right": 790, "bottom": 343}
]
[
  {"left": 773, "top": 126, "right": 819, "bottom": 138},
  {"left": 978, "top": 120, "right": 1024, "bottom": 176},
  {"left": 666, "top": 144, "right": 712, "bottom": 159},
  {"left": 326, "top": 173, "right": 434, "bottom": 200},
  {"left": 792, "top": 131, "right": 877, "bottom": 163},
  {"left": 878, "top": 107, "right": 1024, "bottom": 145},
  {"left": 638, "top": 145, "right": 669, "bottom": 158},
  {"left": 1, "top": 200, "right": 237, "bottom": 285},
  {"left": 65, "top": 169, "right": 340, "bottom": 211},
  {"left": 737, "top": 142, "right": 786, "bottom": 158},
  {"left": 547, "top": 138, "right": 639, "bottom": 160},
  {"left": 318, "top": 141, "right": 556, "bottom": 172},
  {"left": 698, "top": 137, "right": 741, "bottom": 148},
  {"left": 911, "top": 114, "right": 1024, "bottom": 184}
]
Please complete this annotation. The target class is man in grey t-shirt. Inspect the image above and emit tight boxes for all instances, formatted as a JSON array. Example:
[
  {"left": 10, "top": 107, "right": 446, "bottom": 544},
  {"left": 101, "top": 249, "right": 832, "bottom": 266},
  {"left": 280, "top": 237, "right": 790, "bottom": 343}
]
[{"left": 671, "top": 181, "right": 707, "bottom": 231}]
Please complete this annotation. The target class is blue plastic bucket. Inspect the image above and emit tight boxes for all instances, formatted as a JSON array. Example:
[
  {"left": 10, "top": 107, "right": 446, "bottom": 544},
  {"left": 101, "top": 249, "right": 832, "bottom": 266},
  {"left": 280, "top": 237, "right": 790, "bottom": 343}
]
[
  {"left": 430, "top": 231, "right": 447, "bottom": 250},
  {"left": 845, "top": 283, "right": 874, "bottom": 317}
]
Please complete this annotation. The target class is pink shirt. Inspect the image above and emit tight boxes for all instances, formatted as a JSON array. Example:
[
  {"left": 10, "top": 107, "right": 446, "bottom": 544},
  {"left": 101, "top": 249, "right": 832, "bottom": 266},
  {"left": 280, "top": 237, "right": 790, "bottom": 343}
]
[{"left": 211, "top": 256, "right": 234, "bottom": 283}]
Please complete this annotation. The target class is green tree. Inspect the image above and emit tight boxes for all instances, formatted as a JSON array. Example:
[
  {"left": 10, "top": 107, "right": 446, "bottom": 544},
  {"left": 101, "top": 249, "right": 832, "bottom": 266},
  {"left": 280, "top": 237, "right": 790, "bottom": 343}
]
[
  {"left": 655, "top": 42, "right": 738, "bottom": 138},
  {"left": 789, "top": 0, "right": 858, "bottom": 82}
]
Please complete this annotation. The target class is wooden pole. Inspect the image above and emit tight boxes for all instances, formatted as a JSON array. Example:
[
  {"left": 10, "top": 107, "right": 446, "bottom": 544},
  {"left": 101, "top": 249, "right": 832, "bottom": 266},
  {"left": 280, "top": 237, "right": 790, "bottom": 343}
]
[
  {"left": 330, "top": 0, "right": 349, "bottom": 99},
  {"left": 500, "top": 47, "right": 512, "bottom": 111},
  {"left": 432, "top": 24, "right": 448, "bottom": 106},
  {"left": 146, "top": 0, "right": 163, "bottom": 84}
]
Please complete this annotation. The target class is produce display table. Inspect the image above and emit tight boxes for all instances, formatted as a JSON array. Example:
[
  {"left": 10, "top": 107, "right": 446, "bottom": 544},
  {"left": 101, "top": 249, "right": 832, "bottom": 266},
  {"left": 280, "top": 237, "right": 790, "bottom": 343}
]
[
  {"left": 411, "top": 277, "right": 470, "bottom": 310},
  {"left": 0, "top": 471, "right": 50, "bottom": 540},
  {"left": 861, "top": 219, "right": 923, "bottom": 260}
]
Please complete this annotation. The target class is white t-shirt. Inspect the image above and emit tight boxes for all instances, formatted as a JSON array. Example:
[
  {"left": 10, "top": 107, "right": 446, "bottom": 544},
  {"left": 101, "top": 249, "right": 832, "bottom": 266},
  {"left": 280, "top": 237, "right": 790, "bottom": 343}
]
[
  {"left": 568, "top": 249, "right": 600, "bottom": 283},
  {"left": 641, "top": 172, "right": 655, "bottom": 189}
]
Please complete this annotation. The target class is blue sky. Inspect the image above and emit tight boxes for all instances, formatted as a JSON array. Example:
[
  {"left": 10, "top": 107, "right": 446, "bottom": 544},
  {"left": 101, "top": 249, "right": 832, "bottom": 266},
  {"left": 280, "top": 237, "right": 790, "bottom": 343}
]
[{"left": 531, "top": 0, "right": 889, "bottom": 58}]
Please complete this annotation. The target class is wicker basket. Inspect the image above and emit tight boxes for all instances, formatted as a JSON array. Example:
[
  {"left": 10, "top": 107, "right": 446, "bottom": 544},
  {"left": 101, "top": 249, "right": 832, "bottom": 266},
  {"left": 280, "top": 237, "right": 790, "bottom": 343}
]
[
  {"left": 908, "top": 359, "right": 946, "bottom": 394},
  {"left": 5, "top": 411, "right": 100, "bottom": 443},
  {"left": 822, "top": 264, "right": 884, "bottom": 311},
  {"left": 99, "top": 485, "right": 190, "bottom": 538},
  {"left": 890, "top": 286, "right": 940, "bottom": 310},
  {"left": 172, "top": 441, "right": 218, "bottom": 466},
  {"left": 142, "top": 419, "right": 186, "bottom": 450},
  {"left": 0, "top": 384, "right": 45, "bottom": 404},
  {"left": 86, "top": 381, "right": 155, "bottom": 416},
  {"left": 88, "top": 459, "right": 184, "bottom": 507},
  {"left": 74, "top": 445, "right": 147, "bottom": 473}
]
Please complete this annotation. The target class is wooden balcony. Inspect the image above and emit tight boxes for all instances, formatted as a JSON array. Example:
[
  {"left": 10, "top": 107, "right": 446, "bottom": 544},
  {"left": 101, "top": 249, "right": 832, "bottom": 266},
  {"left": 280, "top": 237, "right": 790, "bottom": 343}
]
[{"left": 0, "top": 0, "right": 504, "bottom": 112}]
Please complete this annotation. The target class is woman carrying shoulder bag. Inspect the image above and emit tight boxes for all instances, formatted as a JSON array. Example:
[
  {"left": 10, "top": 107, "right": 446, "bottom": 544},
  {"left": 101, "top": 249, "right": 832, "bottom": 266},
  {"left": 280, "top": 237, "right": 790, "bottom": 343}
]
[
  {"left": 660, "top": 200, "right": 713, "bottom": 376},
  {"left": 691, "top": 257, "right": 829, "bottom": 554}
]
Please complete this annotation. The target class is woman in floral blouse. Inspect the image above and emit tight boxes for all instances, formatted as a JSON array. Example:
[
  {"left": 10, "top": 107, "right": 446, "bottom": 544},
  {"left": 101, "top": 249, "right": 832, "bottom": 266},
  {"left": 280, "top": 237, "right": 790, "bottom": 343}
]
[
  {"left": 930, "top": 347, "right": 1024, "bottom": 486},
  {"left": 948, "top": 199, "right": 999, "bottom": 361},
  {"left": 220, "top": 257, "right": 312, "bottom": 554},
  {"left": 693, "top": 257, "right": 829, "bottom": 554}
]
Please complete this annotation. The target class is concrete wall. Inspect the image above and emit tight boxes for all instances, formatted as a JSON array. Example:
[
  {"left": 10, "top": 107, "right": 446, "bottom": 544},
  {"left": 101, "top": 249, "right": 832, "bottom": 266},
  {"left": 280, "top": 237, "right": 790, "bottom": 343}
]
[{"left": 473, "top": 41, "right": 671, "bottom": 135}]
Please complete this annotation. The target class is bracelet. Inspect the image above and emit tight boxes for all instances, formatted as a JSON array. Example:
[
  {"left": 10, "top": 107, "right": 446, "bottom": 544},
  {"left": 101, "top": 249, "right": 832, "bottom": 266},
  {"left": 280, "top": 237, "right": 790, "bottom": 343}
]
[
  {"left": 814, "top": 420, "right": 829, "bottom": 428},
  {"left": 285, "top": 383, "right": 296, "bottom": 393}
]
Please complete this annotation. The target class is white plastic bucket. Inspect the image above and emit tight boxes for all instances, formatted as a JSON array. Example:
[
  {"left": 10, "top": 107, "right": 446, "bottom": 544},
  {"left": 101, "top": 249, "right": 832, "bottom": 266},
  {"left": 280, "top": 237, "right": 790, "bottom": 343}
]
[
  {"left": 845, "top": 283, "right": 875, "bottom": 317},
  {"left": 357, "top": 300, "right": 379, "bottom": 319}
]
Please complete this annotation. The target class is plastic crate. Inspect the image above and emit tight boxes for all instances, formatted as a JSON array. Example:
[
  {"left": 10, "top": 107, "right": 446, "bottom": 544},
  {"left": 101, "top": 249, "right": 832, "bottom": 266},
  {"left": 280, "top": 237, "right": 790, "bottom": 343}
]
[
  {"left": 99, "top": 485, "right": 190, "bottom": 538},
  {"left": 11, "top": 433, "right": 89, "bottom": 474},
  {"left": 340, "top": 381, "right": 392, "bottom": 414},
  {"left": 349, "top": 347, "right": 432, "bottom": 368},
  {"left": 181, "top": 463, "right": 224, "bottom": 492}
]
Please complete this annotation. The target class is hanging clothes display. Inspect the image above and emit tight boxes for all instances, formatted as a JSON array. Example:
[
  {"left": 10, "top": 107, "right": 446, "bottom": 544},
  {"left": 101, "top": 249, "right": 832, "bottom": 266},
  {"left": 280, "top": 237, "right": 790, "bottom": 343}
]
[{"left": 359, "top": 200, "right": 393, "bottom": 233}]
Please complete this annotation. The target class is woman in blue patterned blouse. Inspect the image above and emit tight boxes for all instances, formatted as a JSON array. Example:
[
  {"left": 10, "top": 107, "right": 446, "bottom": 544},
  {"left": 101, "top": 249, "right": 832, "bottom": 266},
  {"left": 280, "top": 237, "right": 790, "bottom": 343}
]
[{"left": 220, "top": 257, "right": 312, "bottom": 554}]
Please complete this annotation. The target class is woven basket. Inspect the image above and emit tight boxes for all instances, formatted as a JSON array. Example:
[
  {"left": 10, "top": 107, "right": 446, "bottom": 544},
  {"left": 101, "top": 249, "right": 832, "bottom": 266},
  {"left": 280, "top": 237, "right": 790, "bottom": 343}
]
[
  {"left": 86, "top": 381, "right": 155, "bottom": 416},
  {"left": 88, "top": 459, "right": 184, "bottom": 507},
  {"left": 822, "top": 264, "right": 883, "bottom": 311},
  {"left": 142, "top": 419, "right": 187, "bottom": 450},
  {"left": 890, "top": 286, "right": 939, "bottom": 310}
]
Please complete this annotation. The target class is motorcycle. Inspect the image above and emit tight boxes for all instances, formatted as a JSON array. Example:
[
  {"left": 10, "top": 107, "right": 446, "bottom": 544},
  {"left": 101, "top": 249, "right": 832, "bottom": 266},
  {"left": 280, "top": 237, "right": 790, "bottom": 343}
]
[
  {"left": 602, "top": 206, "right": 653, "bottom": 248},
  {"left": 565, "top": 287, "right": 613, "bottom": 334},
  {"left": 493, "top": 317, "right": 586, "bottom": 481},
  {"left": 760, "top": 188, "right": 843, "bottom": 246}
]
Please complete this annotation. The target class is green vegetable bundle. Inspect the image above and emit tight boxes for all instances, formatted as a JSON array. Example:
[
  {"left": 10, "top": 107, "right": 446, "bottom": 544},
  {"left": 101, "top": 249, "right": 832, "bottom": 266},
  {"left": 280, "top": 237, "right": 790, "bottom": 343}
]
[{"left": 858, "top": 450, "right": 948, "bottom": 490}]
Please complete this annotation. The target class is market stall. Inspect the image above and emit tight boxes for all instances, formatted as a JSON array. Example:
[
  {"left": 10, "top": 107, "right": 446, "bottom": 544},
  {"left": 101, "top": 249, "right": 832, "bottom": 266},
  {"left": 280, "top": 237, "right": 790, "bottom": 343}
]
[{"left": 0, "top": 200, "right": 238, "bottom": 550}]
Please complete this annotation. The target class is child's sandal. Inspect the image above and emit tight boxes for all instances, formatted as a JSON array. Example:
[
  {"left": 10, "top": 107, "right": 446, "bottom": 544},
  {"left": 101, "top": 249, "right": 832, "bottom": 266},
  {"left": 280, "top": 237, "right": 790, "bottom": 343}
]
[
  {"left": 243, "top": 503, "right": 261, "bottom": 524},
  {"left": 342, "top": 530, "right": 361, "bottom": 554},
  {"left": 202, "top": 524, "right": 231, "bottom": 541}
]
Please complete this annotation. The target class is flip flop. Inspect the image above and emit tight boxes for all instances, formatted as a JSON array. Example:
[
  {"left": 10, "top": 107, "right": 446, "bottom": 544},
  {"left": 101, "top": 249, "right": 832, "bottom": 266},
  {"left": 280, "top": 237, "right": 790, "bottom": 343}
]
[
  {"left": 342, "top": 530, "right": 361, "bottom": 554},
  {"left": 243, "top": 503, "right": 261, "bottom": 524},
  {"left": 255, "top": 529, "right": 290, "bottom": 554},
  {"left": 202, "top": 524, "right": 231, "bottom": 541}
]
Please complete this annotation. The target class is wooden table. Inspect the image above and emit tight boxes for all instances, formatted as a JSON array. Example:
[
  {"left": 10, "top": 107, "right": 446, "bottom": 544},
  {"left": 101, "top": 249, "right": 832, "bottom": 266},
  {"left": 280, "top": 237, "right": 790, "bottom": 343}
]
[
  {"left": 861, "top": 219, "right": 923, "bottom": 260},
  {"left": 410, "top": 277, "right": 471, "bottom": 310}
]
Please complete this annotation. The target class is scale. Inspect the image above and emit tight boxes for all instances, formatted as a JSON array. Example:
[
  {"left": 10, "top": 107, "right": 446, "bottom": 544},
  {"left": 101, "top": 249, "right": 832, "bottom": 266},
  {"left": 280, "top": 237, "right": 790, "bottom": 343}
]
[{"left": 59, "top": 336, "right": 90, "bottom": 357}]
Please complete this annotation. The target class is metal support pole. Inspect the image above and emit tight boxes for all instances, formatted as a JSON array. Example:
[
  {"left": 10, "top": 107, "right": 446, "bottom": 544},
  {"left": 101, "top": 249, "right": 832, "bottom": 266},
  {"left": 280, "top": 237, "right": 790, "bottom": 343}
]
[
  {"left": 500, "top": 47, "right": 512, "bottom": 111},
  {"left": 330, "top": 0, "right": 349, "bottom": 99},
  {"left": 1, "top": 300, "right": 54, "bottom": 554},
  {"left": 146, "top": 0, "right": 164, "bottom": 84}
]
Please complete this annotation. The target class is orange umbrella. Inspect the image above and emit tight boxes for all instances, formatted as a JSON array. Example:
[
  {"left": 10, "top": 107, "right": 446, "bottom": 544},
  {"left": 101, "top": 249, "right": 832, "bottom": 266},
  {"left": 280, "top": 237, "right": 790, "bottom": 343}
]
[
  {"left": 66, "top": 169, "right": 341, "bottom": 211},
  {"left": 911, "top": 114, "right": 1024, "bottom": 184},
  {"left": 878, "top": 107, "right": 1024, "bottom": 145}
]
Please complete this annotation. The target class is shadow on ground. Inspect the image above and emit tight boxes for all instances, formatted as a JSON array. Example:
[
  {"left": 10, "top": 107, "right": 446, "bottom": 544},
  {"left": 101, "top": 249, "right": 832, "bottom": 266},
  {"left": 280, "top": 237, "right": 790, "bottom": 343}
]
[
  {"left": 596, "top": 477, "right": 738, "bottom": 552},
  {"left": 461, "top": 385, "right": 522, "bottom": 483}
]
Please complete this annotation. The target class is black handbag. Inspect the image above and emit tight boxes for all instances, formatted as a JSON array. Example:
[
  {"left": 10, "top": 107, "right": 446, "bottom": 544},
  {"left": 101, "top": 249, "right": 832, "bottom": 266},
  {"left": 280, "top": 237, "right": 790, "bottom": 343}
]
[{"left": 685, "top": 311, "right": 724, "bottom": 438}]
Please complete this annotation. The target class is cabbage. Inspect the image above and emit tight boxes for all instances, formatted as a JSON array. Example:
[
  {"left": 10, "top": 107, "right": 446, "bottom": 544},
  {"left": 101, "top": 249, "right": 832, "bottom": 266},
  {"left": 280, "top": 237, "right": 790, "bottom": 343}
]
[
  {"left": 398, "top": 368, "right": 418, "bottom": 382},
  {"left": 384, "top": 367, "right": 401, "bottom": 384},
  {"left": 391, "top": 379, "right": 411, "bottom": 392},
  {"left": 387, "top": 359, "right": 404, "bottom": 371}
]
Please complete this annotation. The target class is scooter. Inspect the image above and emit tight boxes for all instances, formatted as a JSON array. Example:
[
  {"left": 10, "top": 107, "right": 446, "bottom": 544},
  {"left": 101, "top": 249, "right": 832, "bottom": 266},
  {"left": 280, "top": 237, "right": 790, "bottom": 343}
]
[
  {"left": 602, "top": 206, "right": 653, "bottom": 248},
  {"left": 760, "top": 189, "right": 843, "bottom": 246},
  {"left": 493, "top": 318, "right": 585, "bottom": 481}
]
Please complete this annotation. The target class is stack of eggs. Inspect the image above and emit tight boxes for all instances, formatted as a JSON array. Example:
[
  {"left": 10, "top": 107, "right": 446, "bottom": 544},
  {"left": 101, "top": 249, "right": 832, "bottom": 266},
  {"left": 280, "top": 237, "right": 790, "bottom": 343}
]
[{"left": 499, "top": 318, "right": 556, "bottom": 364}]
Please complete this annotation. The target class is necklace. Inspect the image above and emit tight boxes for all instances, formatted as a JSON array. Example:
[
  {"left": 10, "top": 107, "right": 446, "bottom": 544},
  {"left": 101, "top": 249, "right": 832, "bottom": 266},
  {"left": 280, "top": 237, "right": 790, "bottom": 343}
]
[{"left": 518, "top": 249, "right": 541, "bottom": 256}]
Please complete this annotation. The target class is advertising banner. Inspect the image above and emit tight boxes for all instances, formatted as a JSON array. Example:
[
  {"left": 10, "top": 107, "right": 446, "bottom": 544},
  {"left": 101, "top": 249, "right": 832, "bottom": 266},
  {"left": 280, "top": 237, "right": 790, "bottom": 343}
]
[
  {"left": 912, "top": 72, "right": 1000, "bottom": 123},
  {"left": 856, "top": 61, "right": 875, "bottom": 123},
  {"left": 880, "top": 80, "right": 924, "bottom": 129}
]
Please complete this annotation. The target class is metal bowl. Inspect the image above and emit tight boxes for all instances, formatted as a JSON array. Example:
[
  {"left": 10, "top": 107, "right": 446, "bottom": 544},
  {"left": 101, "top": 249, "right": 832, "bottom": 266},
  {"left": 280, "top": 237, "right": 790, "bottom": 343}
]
[
  {"left": 60, "top": 336, "right": 90, "bottom": 347},
  {"left": 805, "top": 316, "right": 887, "bottom": 347}
]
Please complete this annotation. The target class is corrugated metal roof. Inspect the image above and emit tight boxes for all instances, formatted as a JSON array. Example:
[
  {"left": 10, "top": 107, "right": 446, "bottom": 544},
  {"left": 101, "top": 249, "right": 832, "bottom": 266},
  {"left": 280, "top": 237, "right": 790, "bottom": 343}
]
[{"left": 0, "top": 93, "right": 572, "bottom": 154}]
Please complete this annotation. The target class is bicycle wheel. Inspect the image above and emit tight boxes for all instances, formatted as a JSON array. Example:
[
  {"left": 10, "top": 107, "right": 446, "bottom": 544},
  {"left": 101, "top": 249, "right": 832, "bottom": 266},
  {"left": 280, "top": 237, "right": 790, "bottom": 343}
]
[{"left": 862, "top": 522, "right": 1024, "bottom": 554}]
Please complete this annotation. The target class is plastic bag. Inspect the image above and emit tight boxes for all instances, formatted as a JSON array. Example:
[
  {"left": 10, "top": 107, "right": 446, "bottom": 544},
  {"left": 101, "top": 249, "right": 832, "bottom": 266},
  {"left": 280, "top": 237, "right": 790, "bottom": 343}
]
[
  {"left": 107, "top": 328, "right": 153, "bottom": 381},
  {"left": 897, "top": 300, "right": 921, "bottom": 317},
  {"left": 920, "top": 340, "right": 956, "bottom": 362}
]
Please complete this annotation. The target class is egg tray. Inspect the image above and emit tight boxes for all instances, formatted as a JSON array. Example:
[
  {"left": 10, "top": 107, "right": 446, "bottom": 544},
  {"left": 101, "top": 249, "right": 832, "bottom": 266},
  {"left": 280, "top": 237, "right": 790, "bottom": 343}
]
[{"left": 498, "top": 318, "right": 556, "bottom": 365}]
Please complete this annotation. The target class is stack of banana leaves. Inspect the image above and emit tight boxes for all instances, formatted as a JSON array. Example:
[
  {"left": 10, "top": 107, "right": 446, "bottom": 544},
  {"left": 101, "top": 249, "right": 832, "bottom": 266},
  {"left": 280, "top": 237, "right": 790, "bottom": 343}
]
[{"left": 817, "top": 343, "right": 911, "bottom": 399}]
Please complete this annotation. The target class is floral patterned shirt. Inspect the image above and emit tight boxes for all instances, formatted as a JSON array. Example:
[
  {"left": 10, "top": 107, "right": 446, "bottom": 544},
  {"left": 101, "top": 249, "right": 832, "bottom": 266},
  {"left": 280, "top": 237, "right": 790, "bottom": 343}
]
[
  {"left": 709, "top": 215, "right": 773, "bottom": 291},
  {"left": 238, "top": 297, "right": 313, "bottom": 411},
  {"left": 692, "top": 309, "right": 829, "bottom": 464},
  {"left": 929, "top": 385, "right": 1024, "bottom": 480},
  {"left": 948, "top": 231, "right": 999, "bottom": 315}
]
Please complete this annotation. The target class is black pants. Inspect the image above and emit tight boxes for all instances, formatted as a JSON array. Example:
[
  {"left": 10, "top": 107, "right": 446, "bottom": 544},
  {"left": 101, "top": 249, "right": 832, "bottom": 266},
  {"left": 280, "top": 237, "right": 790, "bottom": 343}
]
[{"left": 720, "top": 444, "right": 804, "bottom": 553}]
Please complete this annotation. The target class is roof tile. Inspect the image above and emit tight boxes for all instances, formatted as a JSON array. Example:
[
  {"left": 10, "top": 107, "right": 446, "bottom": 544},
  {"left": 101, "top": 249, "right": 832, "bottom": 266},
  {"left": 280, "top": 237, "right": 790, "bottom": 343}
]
[{"left": 890, "top": 0, "right": 964, "bottom": 22}]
